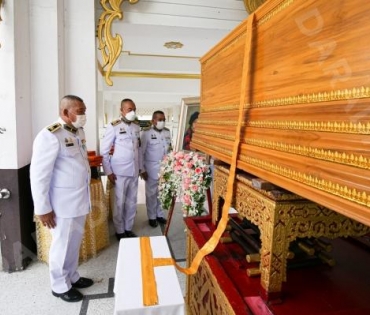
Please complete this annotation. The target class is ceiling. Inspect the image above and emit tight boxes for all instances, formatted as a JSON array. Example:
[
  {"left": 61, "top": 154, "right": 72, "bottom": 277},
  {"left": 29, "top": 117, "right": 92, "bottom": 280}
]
[{"left": 95, "top": 0, "right": 249, "bottom": 114}]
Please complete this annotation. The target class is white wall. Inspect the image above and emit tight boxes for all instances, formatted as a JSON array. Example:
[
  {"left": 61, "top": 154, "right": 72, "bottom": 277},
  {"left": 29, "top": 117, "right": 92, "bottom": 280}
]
[{"left": 0, "top": 0, "right": 33, "bottom": 169}]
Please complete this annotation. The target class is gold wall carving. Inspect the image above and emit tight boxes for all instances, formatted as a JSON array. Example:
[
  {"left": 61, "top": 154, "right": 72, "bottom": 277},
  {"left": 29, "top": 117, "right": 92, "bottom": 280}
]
[
  {"left": 212, "top": 165, "right": 369, "bottom": 293},
  {"left": 246, "top": 138, "right": 370, "bottom": 170},
  {"left": 98, "top": 0, "right": 139, "bottom": 86},
  {"left": 240, "top": 156, "right": 370, "bottom": 208}
]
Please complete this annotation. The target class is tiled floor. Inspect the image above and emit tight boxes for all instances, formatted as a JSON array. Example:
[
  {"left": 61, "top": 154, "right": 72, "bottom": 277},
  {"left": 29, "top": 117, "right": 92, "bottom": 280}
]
[{"left": 0, "top": 178, "right": 187, "bottom": 315}]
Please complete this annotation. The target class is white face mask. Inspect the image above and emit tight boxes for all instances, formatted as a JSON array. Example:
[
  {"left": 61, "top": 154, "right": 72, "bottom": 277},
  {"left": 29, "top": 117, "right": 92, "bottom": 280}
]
[
  {"left": 156, "top": 121, "right": 165, "bottom": 130},
  {"left": 71, "top": 114, "right": 87, "bottom": 128},
  {"left": 125, "top": 111, "right": 136, "bottom": 121}
]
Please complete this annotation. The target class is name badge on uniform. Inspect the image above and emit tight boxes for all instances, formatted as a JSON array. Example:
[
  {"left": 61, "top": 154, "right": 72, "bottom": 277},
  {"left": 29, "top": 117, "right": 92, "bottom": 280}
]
[
  {"left": 65, "top": 137, "right": 74, "bottom": 147},
  {"left": 119, "top": 127, "right": 126, "bottom": 134},
  {"left": 151, "top": 134, "right": 157, "bottom": 139}
]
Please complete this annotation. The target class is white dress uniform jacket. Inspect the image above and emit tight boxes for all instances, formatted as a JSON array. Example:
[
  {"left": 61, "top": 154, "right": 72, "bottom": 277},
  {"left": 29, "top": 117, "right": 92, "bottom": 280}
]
[
  {"left": 101, "top": 118, "right": 142, "bottom": 177},
  {"left": 30, "top": 120, "right": 91, "bottom": 218},
  {"left": 141, "top": 126, "right": 172, "bottom": 179},
  {"left": 141, "top": 126, "right": 172, "bottom": 220}
]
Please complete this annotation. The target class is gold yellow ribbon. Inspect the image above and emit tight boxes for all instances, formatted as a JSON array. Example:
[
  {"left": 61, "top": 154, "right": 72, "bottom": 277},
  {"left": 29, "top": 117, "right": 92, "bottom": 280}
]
[
  {"left": 140, "top": 237, "right": 177, "bottom": 306},
  {"left": 174, "top": 13, "right": 256, "bottom": 276},
  {"left": 139, "top": 13, "right": 256, "bottom": 306}
]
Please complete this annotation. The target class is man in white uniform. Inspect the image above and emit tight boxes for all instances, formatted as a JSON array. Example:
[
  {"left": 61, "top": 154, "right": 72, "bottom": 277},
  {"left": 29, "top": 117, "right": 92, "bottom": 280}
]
[
  {"left": 101, "top": 98, "right": 142, "bottom": 240},
  {"left": 30, "top": 95, "right": 94, "bottom": 302},
  {"left": 140, "top": 111, "right": 172, "bottom": 227}
]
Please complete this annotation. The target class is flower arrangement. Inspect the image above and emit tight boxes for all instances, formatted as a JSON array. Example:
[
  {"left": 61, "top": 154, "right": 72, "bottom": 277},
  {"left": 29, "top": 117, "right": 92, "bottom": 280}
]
[{"left": 158, "top": 151, "right": 212, "bottom": 216}]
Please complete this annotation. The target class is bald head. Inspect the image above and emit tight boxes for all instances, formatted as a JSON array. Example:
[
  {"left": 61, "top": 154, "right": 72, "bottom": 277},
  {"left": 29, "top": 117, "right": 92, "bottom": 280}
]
[{"left": 59, "top": 95, "right": 86, "bottom": 126}]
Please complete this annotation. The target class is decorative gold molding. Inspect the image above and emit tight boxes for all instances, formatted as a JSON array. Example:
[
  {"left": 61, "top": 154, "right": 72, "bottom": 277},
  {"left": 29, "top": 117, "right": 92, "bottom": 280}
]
[
  {"left": 198, "top": 120, "right": 239, "bottom": 126},
  {"left": 196, "top": 130, "right": 235, "bottom": 141},
  {"left": 110, "top": 70, "right": 200, "bottom": 79},
  {"left": 191, "top": 140, "right": 232, "bottom": 157},
  {"left": 98, "top": 0, "right": 139, "bottom": 86},
  {"left": 201, "top": 104, "right": 239, "bottom": 112},
  {"left": 251, "top": 86, "right": 370, "bottom": 108},
  {"left": 257, "top": 0, "right": 294, "bottom": 26},
  {"left": 246, "top": 138, "right": 370, "bottom": 170},
  {"left": 121, "top": 51, "right": 199, "bottom": 59},
  {"left": 96, "top": 60, "right": 199, "bottom": 79},
  {"left": 239, "top": 155, "right": 370, "bottom": 208},
  {"left": 248, "top": 120, "right": 370, "bottom": 134}
]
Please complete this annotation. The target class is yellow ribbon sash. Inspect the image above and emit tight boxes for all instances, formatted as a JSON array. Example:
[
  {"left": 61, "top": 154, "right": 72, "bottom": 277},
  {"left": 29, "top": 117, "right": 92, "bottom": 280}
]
[
  {"left": 140, "top": 237, "right": 175, "bottom": 306},
  {"left": 139, "top": 13, "right": 255, "bottom": 306}
]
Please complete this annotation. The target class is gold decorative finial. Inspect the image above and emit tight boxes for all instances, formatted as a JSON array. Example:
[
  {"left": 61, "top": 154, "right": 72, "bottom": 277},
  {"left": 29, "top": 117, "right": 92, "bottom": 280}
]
[
  {"left": 243, "top": 0, "right": 267, "bottom": 13},
  {"left": 98, "top": 0, "right": 139, "bottom": 86}
]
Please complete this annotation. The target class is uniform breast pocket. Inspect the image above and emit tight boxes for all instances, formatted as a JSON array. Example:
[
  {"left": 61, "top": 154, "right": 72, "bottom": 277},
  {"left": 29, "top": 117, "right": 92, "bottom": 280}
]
[{"left": 64, "top": 146, "right": 79, "bottom": 157}]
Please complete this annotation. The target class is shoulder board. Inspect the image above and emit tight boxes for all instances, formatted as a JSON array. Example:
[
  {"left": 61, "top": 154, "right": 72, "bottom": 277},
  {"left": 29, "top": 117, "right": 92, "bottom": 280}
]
[
  {"left": 164, "top": 127, "right": 170, "bottom": 131},
  {"left": 47, "top": 123, "right": 62, "bottom": 133},
  {"left": 132, "top": 120, "right": 140, "bottom": 125},
  {"left": 111, "top": 119, "right": 121, "bottom": 126},
  {"left": 142, "top": 126, "right": 151, "bottom": 131}
]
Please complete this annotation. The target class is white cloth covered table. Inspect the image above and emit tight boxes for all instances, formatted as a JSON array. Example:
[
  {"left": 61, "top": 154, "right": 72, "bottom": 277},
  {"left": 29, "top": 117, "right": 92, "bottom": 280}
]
[{"left": 114, "top": 236, "right": 185, "bottom": 315}]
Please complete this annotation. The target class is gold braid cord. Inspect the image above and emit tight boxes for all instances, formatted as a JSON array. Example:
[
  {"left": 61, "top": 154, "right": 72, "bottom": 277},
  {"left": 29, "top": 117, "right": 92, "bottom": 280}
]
[
  {"left": 174, "top": 13, "right": 256, "bottom": 276},
  {"left": 98, "top": 0, "right": 139, "bottom": 86}
]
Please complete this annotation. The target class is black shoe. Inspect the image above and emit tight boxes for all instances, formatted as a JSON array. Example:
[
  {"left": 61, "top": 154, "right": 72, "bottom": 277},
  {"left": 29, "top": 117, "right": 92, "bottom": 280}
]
[
  {"left": 72, "top": 277, "right": 94, "bottom": 289},
  {"left": 125, "top": 230, "right": 137, "bottom": 238},
  {"left": 52, "top": 288, "right": 83, "bottom": 302},
  {"left": 157, "top": 217, "right": 167, "bottom": 224},
  {"left": 149, "top": 219, "right": 158, "bottom": 227},
  {"left": 115, "top": 232, "right": 126, "bottom": 241}
]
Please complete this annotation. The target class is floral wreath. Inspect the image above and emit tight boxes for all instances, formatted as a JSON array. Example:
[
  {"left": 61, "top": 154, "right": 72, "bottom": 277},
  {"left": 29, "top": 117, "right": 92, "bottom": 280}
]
[{"left": 158, "top": 151, "right": 212, "bottom": 216}]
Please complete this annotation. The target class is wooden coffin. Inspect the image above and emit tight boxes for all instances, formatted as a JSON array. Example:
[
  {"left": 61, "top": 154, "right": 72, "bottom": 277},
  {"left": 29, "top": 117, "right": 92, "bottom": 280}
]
[{"left": 191, "top": 0, "right": 370, "bottom": 227}]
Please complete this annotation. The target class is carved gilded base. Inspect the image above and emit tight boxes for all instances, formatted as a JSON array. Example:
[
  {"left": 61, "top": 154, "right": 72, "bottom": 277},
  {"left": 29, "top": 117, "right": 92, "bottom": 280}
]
[
  {"left": 212, "top": 165, "right": 370, "bottom": 295},
  {"left": 186, "top": 231, "right": 238, "bottom": 315}
]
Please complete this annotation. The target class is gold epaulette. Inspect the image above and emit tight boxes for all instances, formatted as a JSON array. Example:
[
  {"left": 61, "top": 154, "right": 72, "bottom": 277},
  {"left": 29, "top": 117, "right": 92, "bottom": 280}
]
[
  {"left": 164, "top": 127, "right": 170, "bottom": 131},
  {"left": 47, "top": 123, "right": 62, "bottom": 133},
  {"left": 132, "top": 119, "right": 140, "bottom": 125},
  {"left": 142, "top": 126, "right": 151, "bottom": 131},
  {"left": 111, "top": 119, "right": 121, "bottom": 126}
]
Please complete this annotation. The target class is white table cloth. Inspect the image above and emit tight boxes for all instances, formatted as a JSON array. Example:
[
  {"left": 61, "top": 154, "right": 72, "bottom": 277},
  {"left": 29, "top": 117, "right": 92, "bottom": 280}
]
[{"left": 114, "top": 236, "right": 185, "bottom": 315}]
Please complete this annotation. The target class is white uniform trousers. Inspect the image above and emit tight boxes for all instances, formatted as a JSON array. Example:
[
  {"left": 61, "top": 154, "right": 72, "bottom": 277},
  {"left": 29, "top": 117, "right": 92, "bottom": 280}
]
[
  {"left": 49, "top": 215, "right": 86, "bottom": 293},
  {"left": 145, "top": 177, "right": 165, "bottom": 220},
  {"left": 113, "top": 175, "right": 138, "bottom": 233}
]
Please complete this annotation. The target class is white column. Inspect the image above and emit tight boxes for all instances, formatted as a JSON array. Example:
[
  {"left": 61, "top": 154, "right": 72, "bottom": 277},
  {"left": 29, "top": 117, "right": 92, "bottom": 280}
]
[
  {"left": 0, "top": 0, "right": 32, "bottom": 169},
  {"left": 64, "top": 0, "right": 98, "bottom": 150},
  {"left": 29, "top": 0, "right": 98, "bottom": 150}
]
